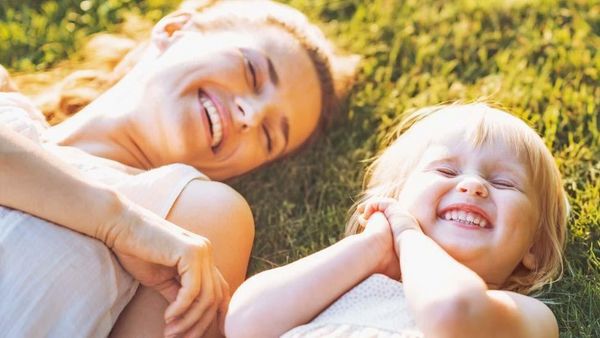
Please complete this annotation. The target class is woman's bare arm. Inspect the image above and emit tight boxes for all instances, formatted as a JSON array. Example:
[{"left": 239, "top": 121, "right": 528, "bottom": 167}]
[
  {"left": 0, "top": 120, "right": 228, "bottom": 338},
  {"left": 0, "top": 124, "right": 126, "bottom": 241}
]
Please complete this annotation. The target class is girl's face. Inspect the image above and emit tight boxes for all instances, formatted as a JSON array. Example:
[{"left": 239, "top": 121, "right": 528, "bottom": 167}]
[
  {"left": 127, "top": 22, "right": 322, "bottom": 180},
  {"left": 397, "top": 131, "right": 540, "bottom": 288}
]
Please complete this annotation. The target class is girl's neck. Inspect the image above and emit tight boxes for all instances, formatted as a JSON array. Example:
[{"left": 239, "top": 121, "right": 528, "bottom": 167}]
[{"left": 44, "top": 77, "right": 152, "bottom": 170}]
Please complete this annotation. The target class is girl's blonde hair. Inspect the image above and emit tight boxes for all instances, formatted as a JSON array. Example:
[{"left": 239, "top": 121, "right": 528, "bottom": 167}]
[
  {"left": 22, "top": 0, "right": 358, "bottom": 127},
  {"left": 346, "top": 103, "right": 568, "bottom": 295}
]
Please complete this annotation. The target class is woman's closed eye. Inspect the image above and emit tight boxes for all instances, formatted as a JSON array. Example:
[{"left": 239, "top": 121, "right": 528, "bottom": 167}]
[
  {"left": 262, "top": 124, "right": 272, "bottom": 153},
  {"left": 240, "top": 49, "right": 260, "bottom": 92}
]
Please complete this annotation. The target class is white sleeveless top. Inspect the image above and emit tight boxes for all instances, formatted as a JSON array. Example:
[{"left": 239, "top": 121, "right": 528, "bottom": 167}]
[
  {"left": 283, "top": 274, "right": 424, "bottom": 338},
  {"left": 0, "top": 93, "right": 209, "bottom": 337}
]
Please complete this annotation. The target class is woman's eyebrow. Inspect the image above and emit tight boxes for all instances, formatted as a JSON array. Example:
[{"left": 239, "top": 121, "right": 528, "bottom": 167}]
[{"left": 267, "top": 57, "right": 279, "bottom": 86}]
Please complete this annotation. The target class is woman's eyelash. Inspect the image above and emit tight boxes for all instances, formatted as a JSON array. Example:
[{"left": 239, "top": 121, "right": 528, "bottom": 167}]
[
  {"left": 262, "top": 124, "right": 272, "bottom": 152},
  {"left": 243, "top": 56, "right": 258, "bottom": 89}
]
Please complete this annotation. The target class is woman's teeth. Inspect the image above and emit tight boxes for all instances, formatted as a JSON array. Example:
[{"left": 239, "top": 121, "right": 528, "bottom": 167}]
[
  {"left": 200, "top": 94, "right": 223, "bottom": 147},
  {"left": 443, "top": 210, "right": 488, "bottom": 228}
]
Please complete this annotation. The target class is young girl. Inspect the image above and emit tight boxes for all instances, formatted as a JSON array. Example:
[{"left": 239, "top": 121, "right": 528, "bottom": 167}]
[{"left": 225, "top": 103, "right": 568, "bottom": 338}]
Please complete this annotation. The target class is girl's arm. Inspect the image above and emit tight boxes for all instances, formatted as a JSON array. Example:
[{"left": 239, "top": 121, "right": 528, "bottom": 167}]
[
  {"left": 225, "top": 213, "right": 396, "bottom": 338},
  {"left": 398, "top": 230, "right": 558, "bottom": 338}
]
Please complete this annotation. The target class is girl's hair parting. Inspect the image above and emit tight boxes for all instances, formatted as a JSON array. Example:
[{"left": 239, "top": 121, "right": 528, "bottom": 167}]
[{"left": 346, "top": 102, "right": 568, "bottom": 295}]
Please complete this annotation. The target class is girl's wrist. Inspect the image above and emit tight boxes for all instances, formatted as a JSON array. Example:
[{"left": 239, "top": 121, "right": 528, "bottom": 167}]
[
  {"left": 354, "top": 230, "right": 395, "bottom": 276},
  {"left": 393, "top": 228, "right": 421, "bottom": 255}
]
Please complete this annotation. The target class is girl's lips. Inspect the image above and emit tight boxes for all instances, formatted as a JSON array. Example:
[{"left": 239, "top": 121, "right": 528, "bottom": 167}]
[{"left": 438, "top": 203, "right": 493, "bottom": 228}]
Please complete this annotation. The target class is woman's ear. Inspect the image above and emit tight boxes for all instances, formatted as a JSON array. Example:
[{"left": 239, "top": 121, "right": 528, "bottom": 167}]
[
  {"left": 331, "top": 53, "right": 361, "bottom": 99},
  {"left": 151, "top": 10, "right": 195, "bottom": 53}
]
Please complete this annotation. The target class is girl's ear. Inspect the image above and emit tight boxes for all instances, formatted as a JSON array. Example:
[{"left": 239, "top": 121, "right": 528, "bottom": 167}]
[
  {"left": 522, "top": 248, "right": 537, "bottom": 270},
  {"left": 151, "top": 10, "right": 195, "bottom": 53}
]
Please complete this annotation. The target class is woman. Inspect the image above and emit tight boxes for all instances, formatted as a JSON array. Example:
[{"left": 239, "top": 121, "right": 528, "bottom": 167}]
[{"left": 0, "top": 1, "right": 357, "bottom": 337}]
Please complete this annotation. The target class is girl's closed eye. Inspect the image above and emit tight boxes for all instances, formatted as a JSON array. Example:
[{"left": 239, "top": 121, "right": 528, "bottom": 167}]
[
  {"left": 435, "top": 166, "right": 458, "bottom": 177},
  {"left": 489, "top": 178, "right": 517, "bottom": 190}
]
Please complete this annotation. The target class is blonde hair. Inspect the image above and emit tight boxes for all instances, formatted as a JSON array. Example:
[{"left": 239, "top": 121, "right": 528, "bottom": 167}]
[
  {"left": 346, "top": 103, "right": 568, "bottom": 295},
  {"left": 23, "top": 0, "right": 358, "bottom": 127}
]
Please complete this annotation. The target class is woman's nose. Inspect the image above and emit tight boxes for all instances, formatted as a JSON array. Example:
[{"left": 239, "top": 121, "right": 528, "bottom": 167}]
[
  {"left": 456, "top": 176, "right": 489, "bottom": 198},
  {"left": 233, "top": 97, "right": 266, "bottom": 131}
]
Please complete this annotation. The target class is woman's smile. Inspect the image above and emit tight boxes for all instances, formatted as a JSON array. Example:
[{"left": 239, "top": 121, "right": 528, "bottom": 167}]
[{"left": 197, "top": 90, "right": 231, "bottom": 154}]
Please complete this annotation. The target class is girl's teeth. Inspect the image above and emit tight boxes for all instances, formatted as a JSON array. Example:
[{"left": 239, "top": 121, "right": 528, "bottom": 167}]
[{"left": 443, "top": 210, "right": 489, "bottom": 228}]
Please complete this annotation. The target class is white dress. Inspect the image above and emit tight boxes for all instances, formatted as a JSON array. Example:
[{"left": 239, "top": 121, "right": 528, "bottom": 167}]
[
  {"left": 282, "top": 274, "right": 424, "bottom": 338},
  {"left": 0, "top": 93, "right": 209, "bottom": 338}
]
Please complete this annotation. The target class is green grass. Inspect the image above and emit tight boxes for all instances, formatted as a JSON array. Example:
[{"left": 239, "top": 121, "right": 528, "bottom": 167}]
[{"left": 2, "top": 0, "right": 598, "bottom": 336}]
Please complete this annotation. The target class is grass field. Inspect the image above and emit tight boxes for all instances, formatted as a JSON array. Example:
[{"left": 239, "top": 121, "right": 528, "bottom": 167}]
[{"left": 2, "top": 0, "right": 598, "bottom": 336}]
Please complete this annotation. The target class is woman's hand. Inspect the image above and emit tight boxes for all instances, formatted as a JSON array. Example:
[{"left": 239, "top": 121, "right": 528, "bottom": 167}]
[{"left": 105, "top": 200, "right": 229, "bottom": 338}]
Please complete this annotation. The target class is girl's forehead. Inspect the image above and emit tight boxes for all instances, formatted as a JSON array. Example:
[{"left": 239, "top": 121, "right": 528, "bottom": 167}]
[{"left": 419, "top": 126, "right": 530, "bottom": 172}]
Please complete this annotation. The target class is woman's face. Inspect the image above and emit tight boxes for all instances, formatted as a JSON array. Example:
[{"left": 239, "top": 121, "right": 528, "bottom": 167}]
[{"left": 128, "top": 21, "right": 322, "bottom": 180}]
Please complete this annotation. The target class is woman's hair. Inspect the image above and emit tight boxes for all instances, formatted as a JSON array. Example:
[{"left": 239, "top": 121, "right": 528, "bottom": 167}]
[
  {"left": 24, "top": 0, "right": 358, "bottom": 128},
  {"left": 346, "top": 102, "right": 568, "bottom": 295}
]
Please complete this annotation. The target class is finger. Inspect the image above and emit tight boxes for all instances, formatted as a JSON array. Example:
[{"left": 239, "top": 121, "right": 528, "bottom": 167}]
[
  {"left": 165, "top": 261, "right": 215, "bottom": 336},
  {"left": 182, "top": 303, "right": 219, "bottom": 338},
  {"left": 217, "top": 271, "right": 230, "bottom": 334},
  {"left": 156, "top": 279, "right": 181, "bottom": 303},
  {"left": 164, "top": 258, "right": 203, "bottom": 321},
  {"left": 357, "top": 214, "right": 368, "bottom": 227},
  {"left": 362, "top": 198, "right": 396, "bottom": 219},
  {"left": 356, "top": 202, "right": 366, "bottom": 213}
]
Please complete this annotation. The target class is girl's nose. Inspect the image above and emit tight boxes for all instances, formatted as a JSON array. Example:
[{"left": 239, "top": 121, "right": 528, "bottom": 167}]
[
  {"left": 233, "top": 97, "right": 267, "bottom": 131},
  {"left": 456, "top": 176, "right": 489, "bottom": 198}
]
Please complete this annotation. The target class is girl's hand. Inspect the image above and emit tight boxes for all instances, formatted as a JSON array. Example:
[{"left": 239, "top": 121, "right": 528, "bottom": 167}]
[
  {"left": 359, "top": 211, "right": 402, "bottom": 279},
  {"left": 358, "top": 198, "right": 422, "bottom": 259},
  {"left": 105, "top": 200, "right": 229, "bottom": 338}
]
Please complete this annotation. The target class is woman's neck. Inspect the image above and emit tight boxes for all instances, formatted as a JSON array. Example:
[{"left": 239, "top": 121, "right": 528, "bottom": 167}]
[{"left": 45, "top": 79, "right": 152, "bottom": 170}]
